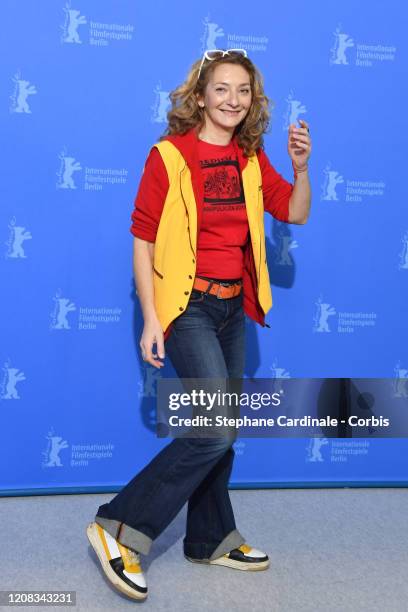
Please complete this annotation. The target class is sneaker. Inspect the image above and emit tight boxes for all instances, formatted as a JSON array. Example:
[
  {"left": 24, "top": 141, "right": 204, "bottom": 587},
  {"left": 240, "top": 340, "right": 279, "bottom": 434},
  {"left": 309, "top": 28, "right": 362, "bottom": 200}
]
[
  {"left": 86, "top": 522, "right": 148, "bottom": 600},
  {"left": 185, "top": 543, "right": 270, "bottom": 571}
]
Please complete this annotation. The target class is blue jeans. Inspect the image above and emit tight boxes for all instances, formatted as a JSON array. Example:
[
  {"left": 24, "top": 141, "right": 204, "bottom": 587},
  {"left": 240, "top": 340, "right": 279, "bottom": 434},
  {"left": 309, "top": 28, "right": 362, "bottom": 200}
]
[{"left": 95, "top": 280, "right": 246, "bottom": 561}]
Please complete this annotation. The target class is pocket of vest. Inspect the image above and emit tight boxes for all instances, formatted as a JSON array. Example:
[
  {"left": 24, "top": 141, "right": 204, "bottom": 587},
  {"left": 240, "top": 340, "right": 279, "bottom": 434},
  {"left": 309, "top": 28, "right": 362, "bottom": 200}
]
[{"left": 153, "top": 266, "right": 164, "bottom": 279}]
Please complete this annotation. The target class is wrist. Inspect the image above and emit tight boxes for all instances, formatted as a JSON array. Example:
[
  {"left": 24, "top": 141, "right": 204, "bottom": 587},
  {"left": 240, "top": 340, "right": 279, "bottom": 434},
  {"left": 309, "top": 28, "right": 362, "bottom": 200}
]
[
  {"left": 292, "top": 160, "right": 308, "bottom": 177},
  {"left": 143, "top": 311, "right": 160, "bottom": 325}
]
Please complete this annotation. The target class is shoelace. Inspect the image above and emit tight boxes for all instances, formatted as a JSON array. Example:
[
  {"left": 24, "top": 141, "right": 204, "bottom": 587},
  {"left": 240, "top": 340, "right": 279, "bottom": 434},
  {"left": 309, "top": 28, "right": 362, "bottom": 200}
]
[
  {"left": 118, "top": 543, "right": 142, "bottom": 571},
  {"left": 123, "top": 548, "right": 140, "bottom": 566}
]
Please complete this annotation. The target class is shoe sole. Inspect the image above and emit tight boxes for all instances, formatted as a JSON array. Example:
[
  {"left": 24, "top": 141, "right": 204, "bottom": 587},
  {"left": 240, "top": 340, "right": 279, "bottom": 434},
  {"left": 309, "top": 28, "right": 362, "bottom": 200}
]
[
  {"left": 86, "top": 523, "right": 147, "bottom": 601},
  {"left": 184, "top": 554, "right": 270, "bottom": 571}
]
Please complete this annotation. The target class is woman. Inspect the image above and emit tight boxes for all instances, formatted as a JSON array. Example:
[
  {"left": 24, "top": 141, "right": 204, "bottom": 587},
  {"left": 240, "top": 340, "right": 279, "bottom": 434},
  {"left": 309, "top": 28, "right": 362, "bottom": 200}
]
[{"left": 86, "top": 49, "right": 311, "bottom": 601}]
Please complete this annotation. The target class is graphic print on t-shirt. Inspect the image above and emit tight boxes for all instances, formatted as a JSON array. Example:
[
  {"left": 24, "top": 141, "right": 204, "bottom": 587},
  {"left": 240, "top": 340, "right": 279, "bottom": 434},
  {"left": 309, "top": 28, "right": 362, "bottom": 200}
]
[
  {"left": 200, "top": 154, "right": 245, "bottom": 210},
  {"left": 196, "top": 142, "right": 249, "bottom": 279}
]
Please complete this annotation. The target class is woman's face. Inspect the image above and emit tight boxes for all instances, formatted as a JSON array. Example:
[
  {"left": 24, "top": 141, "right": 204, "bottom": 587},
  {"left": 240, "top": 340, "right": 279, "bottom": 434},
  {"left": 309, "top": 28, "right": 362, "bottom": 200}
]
[{"left": 196, "top": 62, "right": 252, "bottom": 134}]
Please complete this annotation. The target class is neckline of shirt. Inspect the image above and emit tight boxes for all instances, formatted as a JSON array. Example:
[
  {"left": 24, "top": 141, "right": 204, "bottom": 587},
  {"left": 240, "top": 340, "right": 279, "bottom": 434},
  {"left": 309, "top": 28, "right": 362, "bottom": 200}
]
[{"left": 198, "top": 138, "right": 234, "bottom": 150}]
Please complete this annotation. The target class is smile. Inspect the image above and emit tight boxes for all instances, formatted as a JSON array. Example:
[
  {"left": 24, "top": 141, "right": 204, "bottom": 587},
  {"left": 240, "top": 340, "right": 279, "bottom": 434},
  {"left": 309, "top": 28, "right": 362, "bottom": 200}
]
[{"left": 220, "top": 110, "right": 242, "bottom": 116}]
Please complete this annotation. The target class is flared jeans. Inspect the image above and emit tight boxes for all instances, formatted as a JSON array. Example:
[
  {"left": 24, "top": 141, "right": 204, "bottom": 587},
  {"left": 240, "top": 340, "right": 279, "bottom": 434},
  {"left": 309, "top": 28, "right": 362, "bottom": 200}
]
[{"left": 95, "top": 283, "right": 246, "bottom": 561}]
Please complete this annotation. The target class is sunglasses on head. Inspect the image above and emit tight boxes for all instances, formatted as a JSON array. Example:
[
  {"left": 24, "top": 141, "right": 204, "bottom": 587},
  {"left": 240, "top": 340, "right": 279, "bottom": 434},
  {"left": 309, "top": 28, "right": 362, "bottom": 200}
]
[{"left": 197, "top": 49, "right": 248, "bottom": 80}]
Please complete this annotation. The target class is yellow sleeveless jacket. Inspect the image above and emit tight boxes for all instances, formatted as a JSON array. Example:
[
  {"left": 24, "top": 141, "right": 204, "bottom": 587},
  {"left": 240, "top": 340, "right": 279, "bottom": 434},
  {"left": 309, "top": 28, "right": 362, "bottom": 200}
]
[{"left": 149, "top": 131, "right": 273, "bottom": 338}]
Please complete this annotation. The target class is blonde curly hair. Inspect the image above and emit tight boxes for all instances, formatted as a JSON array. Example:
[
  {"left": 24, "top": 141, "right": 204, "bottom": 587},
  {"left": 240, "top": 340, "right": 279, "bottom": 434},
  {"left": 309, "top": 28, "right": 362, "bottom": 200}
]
[{"left": 159, "top": 52, "right": 272, "bottom": 157}]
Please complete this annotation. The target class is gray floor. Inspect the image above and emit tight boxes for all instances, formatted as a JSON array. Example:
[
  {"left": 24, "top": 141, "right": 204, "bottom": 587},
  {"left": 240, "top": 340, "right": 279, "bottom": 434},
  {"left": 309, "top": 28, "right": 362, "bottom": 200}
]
[{"left": 1, "top": 488, "right": 407, "bottom": 611}]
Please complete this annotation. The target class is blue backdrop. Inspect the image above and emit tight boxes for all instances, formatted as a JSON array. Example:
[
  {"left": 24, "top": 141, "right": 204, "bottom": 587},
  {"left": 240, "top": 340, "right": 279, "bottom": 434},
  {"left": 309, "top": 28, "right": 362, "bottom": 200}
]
[{"left": 1, "top": 1, "right": 407, "bottom": 495}]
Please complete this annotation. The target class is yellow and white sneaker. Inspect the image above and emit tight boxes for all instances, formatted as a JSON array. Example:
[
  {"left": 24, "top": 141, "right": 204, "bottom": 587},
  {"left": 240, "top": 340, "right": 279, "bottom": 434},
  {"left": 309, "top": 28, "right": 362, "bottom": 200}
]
[
  {"left": 185, "top": 543, "right": 270, "bottom": 571},
  {"left": 86, "top": 522, "right": 148, "bottom": 600}
]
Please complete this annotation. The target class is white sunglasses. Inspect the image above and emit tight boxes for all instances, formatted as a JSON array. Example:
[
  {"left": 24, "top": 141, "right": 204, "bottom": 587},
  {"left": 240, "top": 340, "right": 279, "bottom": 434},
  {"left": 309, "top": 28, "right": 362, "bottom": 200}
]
[{"left": 197, "top": 48, "right": 248, "bottom": 80}]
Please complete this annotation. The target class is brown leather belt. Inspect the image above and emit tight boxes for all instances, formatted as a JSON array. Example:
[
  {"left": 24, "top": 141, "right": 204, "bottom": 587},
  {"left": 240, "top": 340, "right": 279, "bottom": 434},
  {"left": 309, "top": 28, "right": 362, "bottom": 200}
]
[{"left": 193, "top": 277, "right": 242, "bottom": 299}]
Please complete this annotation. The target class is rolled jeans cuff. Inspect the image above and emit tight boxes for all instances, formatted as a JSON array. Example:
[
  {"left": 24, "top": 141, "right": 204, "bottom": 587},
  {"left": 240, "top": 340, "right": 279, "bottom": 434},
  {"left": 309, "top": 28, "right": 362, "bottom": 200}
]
[
  {"left": 184, "top": 528, "right": 246, "bottom": 561},
  {"left": 94, "top": 515, "right": 152, "bottom": 556}
]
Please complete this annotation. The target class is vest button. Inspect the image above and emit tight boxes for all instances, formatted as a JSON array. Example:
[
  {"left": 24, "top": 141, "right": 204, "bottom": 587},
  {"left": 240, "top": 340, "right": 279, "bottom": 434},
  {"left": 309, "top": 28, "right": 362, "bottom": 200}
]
[
  {"left": 179, "top": 306, "right": 184, "bottom": 311},
  {"left": 188, "top": 275, "right": 192, "bottom": 279},
  {"left": 184, "top": 291, "right": 189, "bottom": 295},
  {"left": 192, "top": 259, "right": 195, "bottom": 263}
]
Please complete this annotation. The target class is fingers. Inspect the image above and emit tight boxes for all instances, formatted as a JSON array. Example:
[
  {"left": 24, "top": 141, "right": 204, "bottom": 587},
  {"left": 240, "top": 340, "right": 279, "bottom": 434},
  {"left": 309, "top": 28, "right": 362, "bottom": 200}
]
[
  {"left": 147, "top": 356, "right": 164, "bottom": 369},
  {"left": 142, "top": 351, "right": 164, "bottom": 369},
  {"left": 289, "top": 120, "right": 310, "bottom": 136},
  {"left": 289, "top": 123, "right": 311, "bottom": 151},
  {"left": 155, "top": 337, "right": 165, "bottom": 360},
  {"left": 289, "top": 127, "right": 310, "bottom": 138},
  {"left": 291, "top": 141, "right": 309, "bottom": 149},
  {"left": 140, "top": 337, "right": 165, "bottom": 369},
  {"left": 288, "top": 121, "right": 311, "bottom": 165},
  {"left": 291, "top": 133, "right": 309, "bottom": 144},
  {"left": 290, "top": 135, "right": 311, "bottom": 151},
  {"left": 298, "top": 118, "right": 309, "bottom": 130}
]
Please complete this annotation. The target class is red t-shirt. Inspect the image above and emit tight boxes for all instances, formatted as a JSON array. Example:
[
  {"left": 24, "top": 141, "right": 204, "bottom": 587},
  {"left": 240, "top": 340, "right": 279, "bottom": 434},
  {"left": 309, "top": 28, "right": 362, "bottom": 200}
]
[
  {"left": 196, "top": 139, "right": 248, "bottom": 279},
  {"left": 130, "top": 142, "right": 292, "bottom": 255},
  {"left": 130, "top": 139, "right": 293, "bottom": 341}
]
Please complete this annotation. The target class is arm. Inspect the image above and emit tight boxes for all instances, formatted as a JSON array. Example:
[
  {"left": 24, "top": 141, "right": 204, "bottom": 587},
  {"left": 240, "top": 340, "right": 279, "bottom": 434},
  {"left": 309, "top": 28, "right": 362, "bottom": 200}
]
[
  {"left": 130, "top": 147, "right": 170, "bottom": 368},
  {"left": 287, "top": 119, "right": 312, "bottom": 224},
  {"left": 288, "top": 166, "right": 311, "bottom": 225},
  {"left": 257, "top": 120, "right": 312, "bottom": 225},
  {"left": 133, "top": 236, "right": 165, "bottom": 368},
  {"left": 133, "top": 236, "right": 155, "bottom": 321},
  {"left": 257, "top": 147, "right": 293, "bottom": 222}
]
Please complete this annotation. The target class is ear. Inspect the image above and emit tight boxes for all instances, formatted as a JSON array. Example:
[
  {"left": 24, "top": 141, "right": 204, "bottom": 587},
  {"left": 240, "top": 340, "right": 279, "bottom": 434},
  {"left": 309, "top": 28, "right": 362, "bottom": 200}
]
[{"left": 195, "top": 93, "right": 204, "bottom": 108}]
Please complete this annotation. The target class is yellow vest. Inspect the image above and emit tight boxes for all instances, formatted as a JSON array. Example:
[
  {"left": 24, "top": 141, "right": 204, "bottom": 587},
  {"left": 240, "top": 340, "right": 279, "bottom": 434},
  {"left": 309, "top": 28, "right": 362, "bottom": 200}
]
[{"left": 151, "top": 140, "right": 273, "bottom": 335}]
